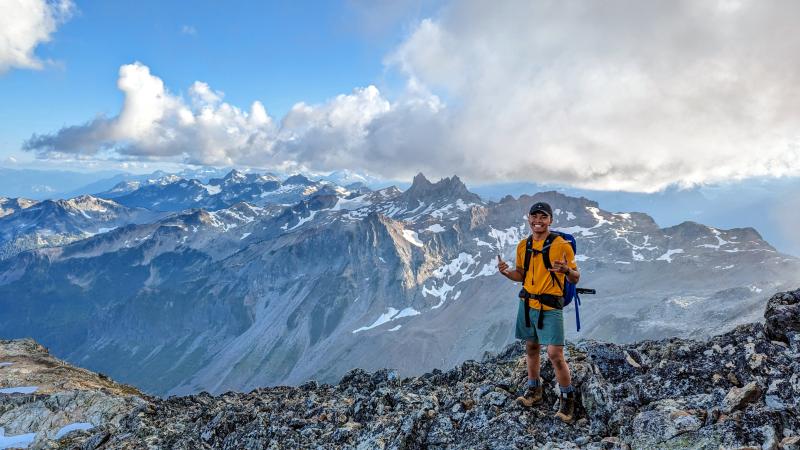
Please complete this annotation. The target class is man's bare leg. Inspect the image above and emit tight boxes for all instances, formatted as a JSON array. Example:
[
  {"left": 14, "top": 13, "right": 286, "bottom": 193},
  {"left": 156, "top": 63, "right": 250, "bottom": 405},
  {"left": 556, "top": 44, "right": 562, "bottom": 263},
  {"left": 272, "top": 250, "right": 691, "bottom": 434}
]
[
  {"left": 526, "top": 341, "right": 541, "bottom": 380},
  {"left": 516, "top": 340, "right": 544, "bottom": 406},
  {"left": 547, "top": 345, "right": 571, "bottom": 387}
]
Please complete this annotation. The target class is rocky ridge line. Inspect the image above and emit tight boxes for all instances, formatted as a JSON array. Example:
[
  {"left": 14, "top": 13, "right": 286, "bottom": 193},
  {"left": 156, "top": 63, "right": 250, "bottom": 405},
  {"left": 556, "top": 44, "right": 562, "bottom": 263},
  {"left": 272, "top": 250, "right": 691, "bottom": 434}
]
[
  {"left": 0, "top": 339, "right": 148, "bottom": 448},
  {"left": 0, "top": 288, "right": 796, "bottom": 449}
]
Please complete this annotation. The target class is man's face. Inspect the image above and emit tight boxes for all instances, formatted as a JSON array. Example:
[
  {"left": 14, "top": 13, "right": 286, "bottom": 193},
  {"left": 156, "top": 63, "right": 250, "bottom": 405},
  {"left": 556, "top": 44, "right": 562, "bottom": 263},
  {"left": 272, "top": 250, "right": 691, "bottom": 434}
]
[{"left": 528, "top": 212, "right": 552, "bottom": 233}]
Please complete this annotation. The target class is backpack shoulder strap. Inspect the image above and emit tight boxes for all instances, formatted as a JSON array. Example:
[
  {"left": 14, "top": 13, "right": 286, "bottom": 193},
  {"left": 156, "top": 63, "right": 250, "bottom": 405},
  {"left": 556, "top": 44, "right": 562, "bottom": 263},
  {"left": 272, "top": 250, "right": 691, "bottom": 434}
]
[
  {"left": 541, "top": 232, "right": 563, "bottom": 293},
  {"left": 540, "top": 233, "right": 558, "bottom": 271},
  {"left": 522, "top": 235, "right": 533, "bottom": 283}
]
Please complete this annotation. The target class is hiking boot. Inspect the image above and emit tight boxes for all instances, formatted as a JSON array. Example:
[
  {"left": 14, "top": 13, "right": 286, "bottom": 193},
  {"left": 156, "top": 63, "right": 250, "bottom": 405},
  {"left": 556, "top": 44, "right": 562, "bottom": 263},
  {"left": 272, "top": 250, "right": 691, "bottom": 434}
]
[
  {"left": 554, "top": 391, "right": 575, "bottom": 423},
  {"left": 515, "top": 379, "right": 543, "bottom": 407}
]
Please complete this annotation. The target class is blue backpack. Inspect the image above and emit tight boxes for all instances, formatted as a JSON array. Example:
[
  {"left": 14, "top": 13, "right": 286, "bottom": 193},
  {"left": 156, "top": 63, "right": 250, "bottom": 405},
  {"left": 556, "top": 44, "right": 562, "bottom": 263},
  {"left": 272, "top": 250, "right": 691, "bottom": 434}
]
[{"left": 520, "top": 231, "right": 595, "bottom": 332}]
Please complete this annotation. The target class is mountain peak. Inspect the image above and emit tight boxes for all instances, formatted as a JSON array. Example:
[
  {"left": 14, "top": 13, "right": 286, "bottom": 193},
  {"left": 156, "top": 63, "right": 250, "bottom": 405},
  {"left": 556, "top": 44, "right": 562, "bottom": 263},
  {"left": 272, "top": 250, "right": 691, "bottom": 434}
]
[
  {"left": 402, "top": 173, "right": 480, "bottom": 205},
  {"left": 284, "top": 174, "right": 314, "bottom": 186},
  {"left": 223, "top": 169, "right": 247, "bottom": 183},
  {"left": 411, "top": 172, "right": 433, "bottom": 188}
]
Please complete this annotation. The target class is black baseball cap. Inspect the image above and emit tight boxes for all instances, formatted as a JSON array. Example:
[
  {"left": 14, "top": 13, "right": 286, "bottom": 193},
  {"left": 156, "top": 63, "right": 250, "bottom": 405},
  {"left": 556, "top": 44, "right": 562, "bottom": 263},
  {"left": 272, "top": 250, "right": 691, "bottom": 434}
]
[{"left": 529, "top": 202, "right": 553, "bottom": 217}]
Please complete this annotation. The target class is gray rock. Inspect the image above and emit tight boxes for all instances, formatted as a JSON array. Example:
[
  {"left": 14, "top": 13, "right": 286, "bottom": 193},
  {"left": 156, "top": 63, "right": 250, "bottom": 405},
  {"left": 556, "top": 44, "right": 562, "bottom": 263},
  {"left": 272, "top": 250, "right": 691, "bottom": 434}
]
[
  {"left": 3, "top": 287, "right": 800, "bottom": 450},
  {"left": 764, "top": 289, "right": 800, "bottom": 344}
]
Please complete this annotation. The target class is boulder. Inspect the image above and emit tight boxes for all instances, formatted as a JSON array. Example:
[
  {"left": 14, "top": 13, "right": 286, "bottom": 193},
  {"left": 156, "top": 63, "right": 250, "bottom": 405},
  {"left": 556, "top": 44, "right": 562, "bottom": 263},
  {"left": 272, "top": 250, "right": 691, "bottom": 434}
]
[{"left": 764, "top": 289, "right": 800, "bottom": 344}]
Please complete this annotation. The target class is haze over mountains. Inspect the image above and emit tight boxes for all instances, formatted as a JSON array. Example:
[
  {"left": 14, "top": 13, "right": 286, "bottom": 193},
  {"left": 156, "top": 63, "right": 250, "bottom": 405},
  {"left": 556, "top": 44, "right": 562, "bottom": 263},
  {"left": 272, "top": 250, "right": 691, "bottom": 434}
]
[
  {"left": 3, "top": 166, "right": 798, "bottom": 257},
  {"left": 0, "top": 169, "right": 798, "bottom": 396}
]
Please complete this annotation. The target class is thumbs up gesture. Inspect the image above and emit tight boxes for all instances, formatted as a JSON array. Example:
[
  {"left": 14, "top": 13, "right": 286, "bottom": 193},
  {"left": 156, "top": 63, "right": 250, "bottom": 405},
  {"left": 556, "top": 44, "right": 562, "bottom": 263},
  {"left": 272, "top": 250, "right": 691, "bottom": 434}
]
[{"left": 497, "top": 255, "right": 510, "bottom": 275}]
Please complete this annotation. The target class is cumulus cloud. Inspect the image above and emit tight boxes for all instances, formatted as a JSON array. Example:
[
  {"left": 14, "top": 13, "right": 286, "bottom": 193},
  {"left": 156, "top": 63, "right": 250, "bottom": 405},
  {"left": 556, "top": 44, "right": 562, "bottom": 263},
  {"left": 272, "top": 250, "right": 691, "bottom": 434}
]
[
  {"left": 23, "top": 62, "right": 413, "bottom": 172},
  {"left": 0, "top": 0, "right": 74, "bottom": 73},
  {"left": 23, "top": 1, "right": 800, "bottom": 191}
]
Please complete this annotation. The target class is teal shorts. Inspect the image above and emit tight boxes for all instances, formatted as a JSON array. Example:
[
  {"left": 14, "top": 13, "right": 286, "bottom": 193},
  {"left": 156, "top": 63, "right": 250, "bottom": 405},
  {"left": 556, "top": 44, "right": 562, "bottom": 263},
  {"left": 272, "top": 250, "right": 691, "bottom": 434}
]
[{"left": 515, "top": 300, "right": 565, "bottom": 345}]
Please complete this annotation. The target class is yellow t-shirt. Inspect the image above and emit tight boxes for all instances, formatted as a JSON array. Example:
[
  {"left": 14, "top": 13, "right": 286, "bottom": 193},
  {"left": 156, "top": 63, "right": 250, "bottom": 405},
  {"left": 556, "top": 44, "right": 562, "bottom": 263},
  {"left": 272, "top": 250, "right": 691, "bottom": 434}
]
[{"left": 515, "top": 235, "right": 578, "bottom": 310}]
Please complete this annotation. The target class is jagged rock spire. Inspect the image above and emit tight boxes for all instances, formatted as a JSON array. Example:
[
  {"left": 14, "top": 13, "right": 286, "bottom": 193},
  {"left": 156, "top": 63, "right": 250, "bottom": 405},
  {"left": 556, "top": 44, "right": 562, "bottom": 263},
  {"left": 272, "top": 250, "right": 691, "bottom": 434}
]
[{"left": 401, "top": 173, "right": 481, "bottom": 204}]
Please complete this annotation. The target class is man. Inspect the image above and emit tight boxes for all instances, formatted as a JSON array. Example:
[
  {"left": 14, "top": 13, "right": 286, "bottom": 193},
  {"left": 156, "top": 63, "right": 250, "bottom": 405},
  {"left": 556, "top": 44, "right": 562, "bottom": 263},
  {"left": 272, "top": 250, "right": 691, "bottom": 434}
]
[{"left": 497, "top": 201, "right": 580, "bottom": 423}]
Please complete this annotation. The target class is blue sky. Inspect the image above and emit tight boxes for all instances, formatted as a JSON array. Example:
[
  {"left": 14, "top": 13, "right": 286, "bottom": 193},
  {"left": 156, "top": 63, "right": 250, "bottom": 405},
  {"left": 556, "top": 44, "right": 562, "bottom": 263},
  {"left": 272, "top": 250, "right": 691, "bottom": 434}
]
[{"left": 0, "top": 0, "right": 433, "bottom": 168}]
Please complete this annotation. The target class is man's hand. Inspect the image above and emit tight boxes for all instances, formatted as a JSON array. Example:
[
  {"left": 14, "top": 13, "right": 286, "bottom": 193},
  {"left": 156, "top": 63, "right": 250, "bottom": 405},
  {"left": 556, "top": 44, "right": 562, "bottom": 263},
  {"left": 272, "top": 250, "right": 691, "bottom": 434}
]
[
  {"left": 497, "top": 255, "right": 510, "bottom": 275},
  {"left": 550, "top": 252, "right": 571, "bottom": 274}
]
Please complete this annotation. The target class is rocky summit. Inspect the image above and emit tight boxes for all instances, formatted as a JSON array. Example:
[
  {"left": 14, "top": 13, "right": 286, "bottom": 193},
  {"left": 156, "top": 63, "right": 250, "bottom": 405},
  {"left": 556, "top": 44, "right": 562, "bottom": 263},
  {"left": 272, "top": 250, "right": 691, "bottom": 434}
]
[{"left": 1, "top": 288, "right": 799, "bottom": 449}]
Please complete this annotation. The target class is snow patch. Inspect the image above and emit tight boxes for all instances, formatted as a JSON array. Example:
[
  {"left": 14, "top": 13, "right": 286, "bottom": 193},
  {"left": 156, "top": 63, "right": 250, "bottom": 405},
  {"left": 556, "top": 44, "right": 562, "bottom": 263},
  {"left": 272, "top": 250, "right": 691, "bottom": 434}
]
[
  {"left": 432, "top": 253, "right": 478, "bottom": 279},
  {"left": 489, "top": 225, "right": 526, "bottom": 250},
  {"left": 402, "top": 229, "right": 424, "bottom": 247},
  {"left": 474, "top": 238, "right": 494, "bottom": 248},
  {"left": 657, "top": 249, "right": 684, "bottom": 263},
  {"left": 353, "top": 308, "right": 399, "bottom": 333},
  {"left": 55, "top": 422, "right": 94, "bottom": 439},
  {"left": 240, "top": 232, "right": 251, "bottom": 240},
  {"left": 202, "top": 184, "right": 222, "bottom": 195},
  {"left": 698, "top": 228, "right": 731, "bottom": 250},
  {"left": 429, "top": 204, "right": 454, "bottom": 219},
  {"left": 557, "top": 226, "right": 596, "bottom": 237},
  {"left": 288, "top": 210, "right": 318, "bottom": 231},
  {"left": 586, "top": 206, "right": 612, "bottom": 227},
  {"left": 388, "top": 325, "right": 402, "bottom": 332},
  {"left": 555, "top": 208, "right": 577, "bottom": 220},
  {"left": 0, "top": 386, "right": 38, "bottom": 394},
  {"left": 425, "top": 224, "right": 446, "bottom": 233},
  {"left": 0, "top": 428, "right": 36, "bottom": 449},
  {"left": 424, "top": 282, "right": 455, "bottom": 309},
  {"left": 395, "top": 307, "right": 421, "bottom": 319},
  {"left": 332, "top": 195, "right": 372, "bottom": 211}
]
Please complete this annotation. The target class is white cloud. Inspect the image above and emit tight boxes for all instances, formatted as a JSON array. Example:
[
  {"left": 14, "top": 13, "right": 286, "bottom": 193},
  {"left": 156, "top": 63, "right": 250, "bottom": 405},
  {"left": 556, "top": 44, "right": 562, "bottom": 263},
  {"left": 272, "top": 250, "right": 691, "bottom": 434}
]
[
  {"left": 24, "top": 62, "right": 403, "bottom": 171},
  {"left": 0, "top": 0, "right": 74, "bottom": 73},
  {"left": 383, "top": 0, "right": 800, "bottom": 191},
  {"left": 22, "top": 1, "right": 800, "bottom": 191},
  {"left": 181, "top": 25, "right": 197, "bottom": 35}
]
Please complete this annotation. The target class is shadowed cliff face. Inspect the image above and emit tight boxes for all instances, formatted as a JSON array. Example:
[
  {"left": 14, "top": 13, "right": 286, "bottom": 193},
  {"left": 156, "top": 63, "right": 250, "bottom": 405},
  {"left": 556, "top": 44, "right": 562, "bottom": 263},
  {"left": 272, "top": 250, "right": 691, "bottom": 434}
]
[{"left": 3, "top": 288, "right": 799, "bottom": 449}]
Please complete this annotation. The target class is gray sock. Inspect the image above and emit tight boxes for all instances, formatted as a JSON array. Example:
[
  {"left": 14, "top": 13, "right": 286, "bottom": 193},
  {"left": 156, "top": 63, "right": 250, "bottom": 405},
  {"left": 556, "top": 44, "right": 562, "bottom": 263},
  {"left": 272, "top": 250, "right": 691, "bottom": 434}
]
[
  {"left": 526, "top": 378, "right": 540, "bottom": 389},
  {"left": 559, "top": 384, "right": 575, "bottom": 394}
]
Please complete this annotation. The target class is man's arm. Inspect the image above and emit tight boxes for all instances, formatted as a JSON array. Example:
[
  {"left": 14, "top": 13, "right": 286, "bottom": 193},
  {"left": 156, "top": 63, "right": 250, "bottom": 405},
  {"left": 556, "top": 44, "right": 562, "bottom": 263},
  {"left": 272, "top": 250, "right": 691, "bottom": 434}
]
[
  {"left": 497, "top": 255, "right": 524, "bottom": 282},
  {"left": 503, "top": 267, "right": 525, "bottom": 282}
]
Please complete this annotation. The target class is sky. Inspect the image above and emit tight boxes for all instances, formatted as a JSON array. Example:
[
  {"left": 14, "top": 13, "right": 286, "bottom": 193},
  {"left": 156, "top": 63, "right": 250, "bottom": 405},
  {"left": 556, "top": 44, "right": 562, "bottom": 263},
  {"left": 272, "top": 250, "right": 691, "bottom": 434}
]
[{"left": 1, "top": 0, "right": 800, "bottom": 193}]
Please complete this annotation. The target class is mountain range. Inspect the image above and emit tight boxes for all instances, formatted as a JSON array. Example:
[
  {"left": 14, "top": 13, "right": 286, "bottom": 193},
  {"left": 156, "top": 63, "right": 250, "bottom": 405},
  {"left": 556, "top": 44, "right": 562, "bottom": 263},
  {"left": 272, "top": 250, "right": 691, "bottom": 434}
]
[{"left": 0, "top": 170, "right": 798, "bottom": 396}]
